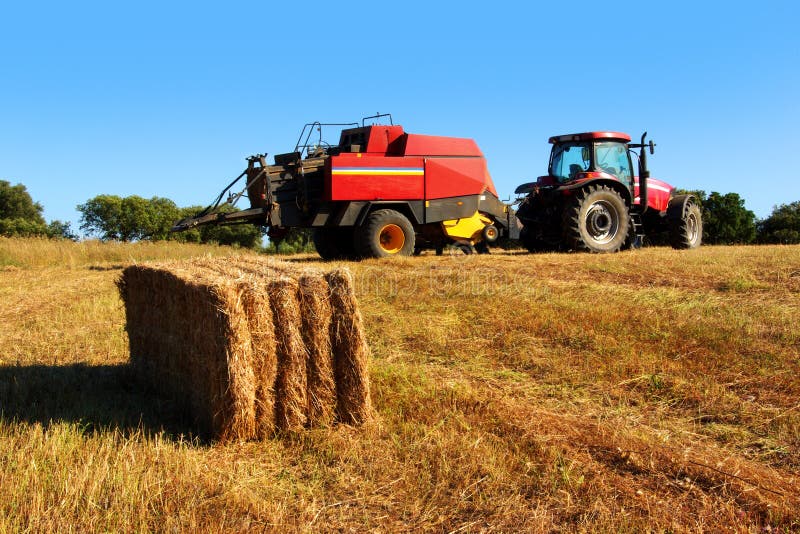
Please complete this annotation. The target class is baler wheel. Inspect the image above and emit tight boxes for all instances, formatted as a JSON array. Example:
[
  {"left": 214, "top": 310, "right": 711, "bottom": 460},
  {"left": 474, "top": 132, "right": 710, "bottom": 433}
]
[
  {"left": 356, "top": 209, "right": 415, "bottom": 258},
  {"left": 563, "top": 185, "right": 629, "bottom": 253},
  {"left": 378, "top": 224, "right": 405, "bottom": 254},
  {"left": 312, "top": 227, "right": 357, "bottom": 260},
  {"left": 474, "top": 242, "right": 491, "bottom": 254},
  {"left": 669, "top": 201, "right": 703, "bottom": 249}
]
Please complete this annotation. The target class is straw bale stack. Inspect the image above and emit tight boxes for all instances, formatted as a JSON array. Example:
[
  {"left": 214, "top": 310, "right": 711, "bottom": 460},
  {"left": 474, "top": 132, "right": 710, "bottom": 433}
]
[{"left": 119, "top": 257, "right": 372, "bottom": 442}]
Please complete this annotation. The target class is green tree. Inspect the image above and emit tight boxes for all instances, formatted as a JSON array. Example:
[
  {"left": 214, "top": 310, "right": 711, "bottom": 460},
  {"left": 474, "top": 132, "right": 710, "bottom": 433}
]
[
  {"left": 674, "top": 189, "right": 707, "bottom": 207},
  {"left": 0, "top": 180, "right": 46, "bottom": 224},
  {"left": 757, "top": 201, "right": 800, "bottom": 244},
  {"left": 77, "top": 195, "right": 180, "bottom": 241},
  {"left": 0, "top": 180, "right": 50, "bottom": 237},
  {"left": 45, "top": 220, "right": 78, "bottom": 240},
  {"left": 265, "top": 228, "right": 314, "bottom": 254},
  {"left": 201, "top": 223, "right": 263, "bottom": 249},
  {"left": 701, "top": 191, "right": 756, "bottom": 244},
  {"left": 79, "top": 198, "right": 263, "bottom": 248},
  {"left": 0, "top": 181, "right": 78, "bottom": 240},
  {"left": 77, "top": 195, "right": 123, "bottom": 240},
  {"left": 169, "top": 205, "right": 205, "bottom": 244},
  {"left": 119, "top": 196, "right": 180, "bottom": 241},
  {"left": 174, "top": 205, "right": 264, "bottom": 249},
  {"left": 0, "top": 217, "right": 48, "bottom": 237}
]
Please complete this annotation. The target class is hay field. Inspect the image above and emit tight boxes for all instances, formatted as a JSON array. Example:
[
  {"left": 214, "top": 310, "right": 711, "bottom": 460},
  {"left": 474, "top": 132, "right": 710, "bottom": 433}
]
[{"left": 1, "top": 238, "right": 799, "bottom": 532}]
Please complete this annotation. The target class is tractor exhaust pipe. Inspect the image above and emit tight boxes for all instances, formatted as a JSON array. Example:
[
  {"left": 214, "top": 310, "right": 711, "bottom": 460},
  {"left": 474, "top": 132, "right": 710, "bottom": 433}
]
[{"left": 634, "top": 132, "right": 655, "bottom": 214}]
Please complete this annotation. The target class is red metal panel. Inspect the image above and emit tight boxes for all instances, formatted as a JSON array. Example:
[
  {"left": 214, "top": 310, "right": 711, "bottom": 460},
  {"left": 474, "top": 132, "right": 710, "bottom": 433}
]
[
  {"left": 424, "top": 157, "right": 498, "bottom": 200},
  {"left": 328, "top": 154, "right": 425, "bottom": 201},
  {"left": 634, "top": 177, "right": 674, "bottom": 212},
  {"left": 365, "top": 125, "right": 406, "bottom": 154},
  {"left": 403, "top": 134, "right": 483, "bottom": 157},
  {"left": 549, "top": 132, "right": 632, "bottom": 144}
]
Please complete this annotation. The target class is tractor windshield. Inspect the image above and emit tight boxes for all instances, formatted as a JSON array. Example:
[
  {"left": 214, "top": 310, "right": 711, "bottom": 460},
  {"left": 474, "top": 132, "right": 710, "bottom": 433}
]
[
  {"left": 594, "top": 141, "right": 633, "bottom": 184},
  {"left": 550, "top": 141, "right": 591, "bottom": 183}
]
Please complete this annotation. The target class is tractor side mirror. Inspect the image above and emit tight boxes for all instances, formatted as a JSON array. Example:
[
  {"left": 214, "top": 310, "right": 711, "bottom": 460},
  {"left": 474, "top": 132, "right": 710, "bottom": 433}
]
[{"left": 649, "top": 140, "right": 656, "bottom": 154}]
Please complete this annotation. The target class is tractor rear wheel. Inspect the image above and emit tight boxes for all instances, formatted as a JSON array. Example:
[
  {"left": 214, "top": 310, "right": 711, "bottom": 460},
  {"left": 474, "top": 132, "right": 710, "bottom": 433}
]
[
  {"left": 563, "top": 185, "right": 630, "bottom": 253},
  {"left": 355, "top": 209, "right": 415, "bottom": 258},
  {"left": 669, "top": 201, "right": 703, "bottom": 249},
  {"left": 312, "top": 227, "right": 356, "bottom": 260}
]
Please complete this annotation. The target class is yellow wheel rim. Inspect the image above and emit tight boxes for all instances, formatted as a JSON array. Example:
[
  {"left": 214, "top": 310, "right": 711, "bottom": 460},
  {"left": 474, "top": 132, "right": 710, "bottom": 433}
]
[{"left": 379, "top": 224, "right": 405, "bottom": 254}]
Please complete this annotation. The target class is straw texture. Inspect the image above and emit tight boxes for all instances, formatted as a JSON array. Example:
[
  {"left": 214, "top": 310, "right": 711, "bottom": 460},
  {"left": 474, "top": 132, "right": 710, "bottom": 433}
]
[
  {"left": 119, "top": 257, "right": 371, "bottom": 441},
  {"left": 298, "top": 274, "right": 336, "bottom": 427},
  {"left": 326, "top": 269, "right": 373, "bottom": 425}
]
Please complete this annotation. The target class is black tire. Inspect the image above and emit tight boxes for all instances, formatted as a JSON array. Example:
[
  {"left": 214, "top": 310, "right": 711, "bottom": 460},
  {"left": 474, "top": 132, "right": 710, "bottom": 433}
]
[
  {"left": 621, "top": 215, "right": 639, "bottom": 250},
  {"left": 520, "top": 226, "right": 554, "bottom": 253},
  {"left": 474, "top": 241, "right": 491, "bottom": 254},
  {"left": 355, "top": 209, "right": 415, "bottom": 258},
  {"left": 563, "top": 185, "right": 630, "bottom": 253},
  {"left": 669, "top": 201, "right": 702, "bottom": 249},
  {"left": 312, "top": 227, "right": 356, "bottom": 260}
]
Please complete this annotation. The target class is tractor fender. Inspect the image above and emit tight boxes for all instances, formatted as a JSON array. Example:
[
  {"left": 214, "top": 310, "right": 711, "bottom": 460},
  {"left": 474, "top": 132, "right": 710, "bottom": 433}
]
[
  {"left": 560, "top": 178, "right": 633, "bottom": 206},
  {"left": 667, "top": 194, "right": 696, "bottom": 221}
]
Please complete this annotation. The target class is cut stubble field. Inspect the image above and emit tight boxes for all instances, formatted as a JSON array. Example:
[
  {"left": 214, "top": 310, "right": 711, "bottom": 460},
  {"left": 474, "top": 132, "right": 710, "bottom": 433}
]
[{"left": 0, "top": 237, "right": 799, "bottom": 532}]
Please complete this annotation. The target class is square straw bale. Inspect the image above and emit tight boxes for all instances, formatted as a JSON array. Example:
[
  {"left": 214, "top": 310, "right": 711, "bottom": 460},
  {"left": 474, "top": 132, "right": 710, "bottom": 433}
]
[
  {"left": 120, "top": 257, "right": 373, "bottom": 440},
  {"left": 298, "top": 273, "right": 337, "bottom": 427},
  {"left": 192, "top": 260, "right": 280, "bottom": 439},
  {"left": 268, "top": 277, "right": 308, "bottom": 432},
  {"left": 325, "top": 269, "right": 373, "bottom": 425},
  {"left": 119, "top": 263, "right": 256, "bottom": 442}
]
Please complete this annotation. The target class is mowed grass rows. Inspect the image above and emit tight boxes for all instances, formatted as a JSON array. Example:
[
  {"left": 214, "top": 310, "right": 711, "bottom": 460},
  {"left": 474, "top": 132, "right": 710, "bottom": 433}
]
[{"left": 0, "top": 238, "right": 799, "bottom": 532}]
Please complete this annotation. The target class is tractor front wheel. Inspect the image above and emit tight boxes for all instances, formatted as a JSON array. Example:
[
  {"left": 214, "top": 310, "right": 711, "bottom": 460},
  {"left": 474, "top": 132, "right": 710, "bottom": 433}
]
[
  {"left": 355, "top": 209, "right": 415, "bottom": 258},
  {"left": 563, "top": 185, "right": 630, "bottom": 253},
  {"left": 669, "top": 201, "right": 703, "bottom": 249}
]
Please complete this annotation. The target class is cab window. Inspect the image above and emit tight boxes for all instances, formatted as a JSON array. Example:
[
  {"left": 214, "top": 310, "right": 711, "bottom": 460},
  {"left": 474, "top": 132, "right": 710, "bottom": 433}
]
[
  {"left": 550, "top": 142, "right": 591, "bottom": 183},
  {"left": 595, "top": 142, "right": 632, "bottom": 183}
]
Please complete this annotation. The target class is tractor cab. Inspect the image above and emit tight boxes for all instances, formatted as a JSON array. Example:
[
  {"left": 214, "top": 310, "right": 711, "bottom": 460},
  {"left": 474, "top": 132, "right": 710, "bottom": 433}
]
[{"left": 547, "top": 132, "right": 634, "bottom": 188}]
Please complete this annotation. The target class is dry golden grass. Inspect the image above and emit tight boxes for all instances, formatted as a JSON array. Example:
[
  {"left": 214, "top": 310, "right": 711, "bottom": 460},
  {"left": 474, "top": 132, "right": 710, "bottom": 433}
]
[
  {"left": 0, "top": 236, "right": 254, "bottom": 269},
  {"left": 1, "top": 239, "right": 799, "bottom": 532}
]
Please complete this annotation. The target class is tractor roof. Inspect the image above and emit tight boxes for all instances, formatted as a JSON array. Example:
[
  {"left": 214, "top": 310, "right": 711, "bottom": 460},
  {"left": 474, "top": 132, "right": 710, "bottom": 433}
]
[{"left": 549, "top": 132, "right": 631, "bottom": 144}]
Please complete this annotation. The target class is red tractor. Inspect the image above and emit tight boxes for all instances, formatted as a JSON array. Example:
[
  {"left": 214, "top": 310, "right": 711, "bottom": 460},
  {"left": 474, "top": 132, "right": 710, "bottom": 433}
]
[
  {"left": 514, "top": 132, "right": 702, "bottom": 252},
  {"left": 173, "top": 114, "right": 514, "bottom": 258}
]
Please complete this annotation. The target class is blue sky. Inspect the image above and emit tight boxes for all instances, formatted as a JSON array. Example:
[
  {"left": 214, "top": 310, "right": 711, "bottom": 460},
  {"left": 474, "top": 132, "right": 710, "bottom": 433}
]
[{"left": 1, "top": 1, "right": 798, "bottom": 228}]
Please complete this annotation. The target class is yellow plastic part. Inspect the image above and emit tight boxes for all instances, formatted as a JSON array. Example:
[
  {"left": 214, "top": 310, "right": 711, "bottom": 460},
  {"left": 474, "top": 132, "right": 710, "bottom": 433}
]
[{"left": 441, "top": 212, "right": 494, "bottom": 243}]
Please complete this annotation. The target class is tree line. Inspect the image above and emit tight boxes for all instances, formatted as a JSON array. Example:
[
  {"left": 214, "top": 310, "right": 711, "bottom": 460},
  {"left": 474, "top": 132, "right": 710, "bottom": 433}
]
[
  {"left": 0, "top": 181, "right": 77, "bottom": 239},
  {"left": 674, "top": 190, "right": 799, "bottom": 245},
  {"left": 2, "top": 179, "right": 799, "bottom": 248}
]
